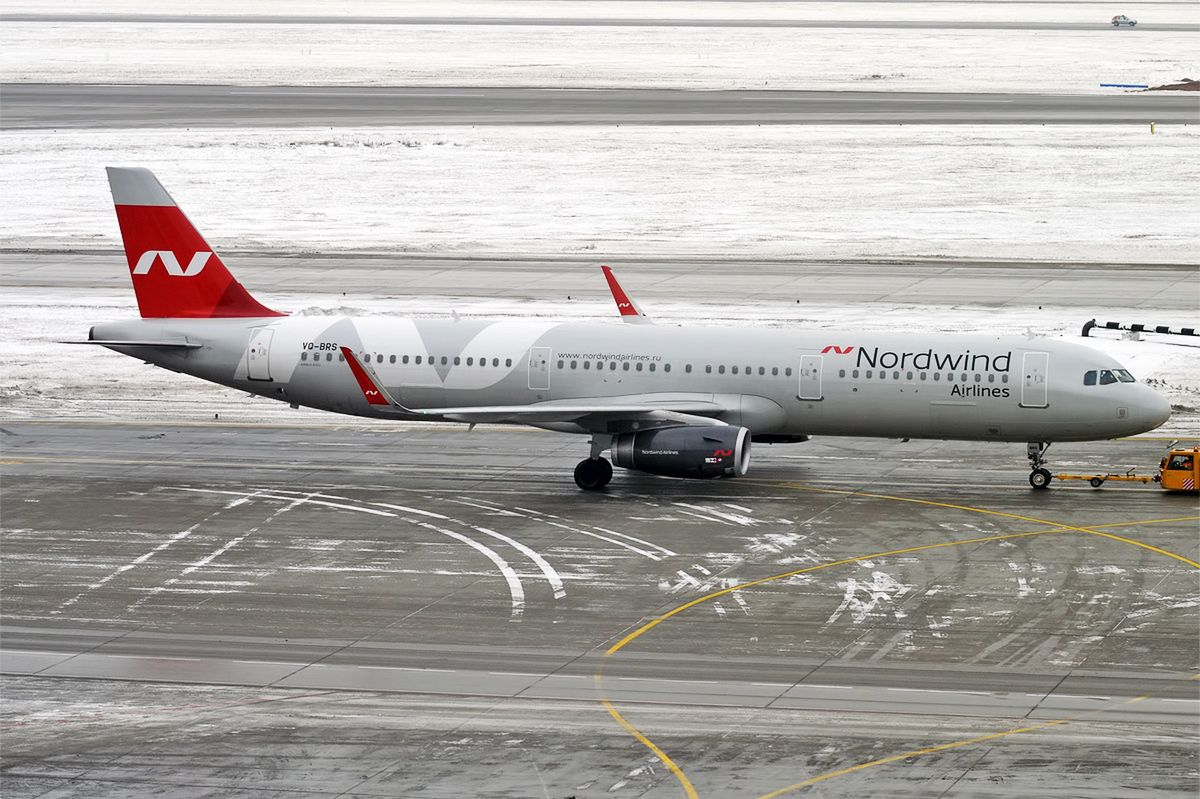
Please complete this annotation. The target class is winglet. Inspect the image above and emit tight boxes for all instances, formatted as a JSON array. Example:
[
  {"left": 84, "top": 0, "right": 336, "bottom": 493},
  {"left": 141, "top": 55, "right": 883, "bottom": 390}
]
[
  {"left": 601, "top": 265, "right": 651, "bottom": 324},
  {"left": 340, "top": 346, "right": 410, "bottom": 410}
]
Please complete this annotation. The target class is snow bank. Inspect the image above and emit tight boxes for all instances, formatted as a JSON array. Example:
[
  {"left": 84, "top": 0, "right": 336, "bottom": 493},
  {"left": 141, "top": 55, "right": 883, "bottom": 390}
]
[
  {"left": 2, "top": 126, "right": 1196, "bottom": 264},
  {"left": 3, "top": 1, "right": 1197, "bottom": 25},
  {"left": 2, "top": 19, "right": 1195, "bottom": 95}
]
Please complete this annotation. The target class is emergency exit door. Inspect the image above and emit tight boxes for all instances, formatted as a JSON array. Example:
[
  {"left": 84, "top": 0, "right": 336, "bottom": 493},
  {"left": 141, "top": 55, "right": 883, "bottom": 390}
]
[
  {"left": 798, "top": 355, "right": 823, "bottom": 401},
  {"left": 247, "top": 328, "right": 274, "bottom": 381},
  {"left": 1020, "top": 351, "right": 1049, "bottom": 408},
  {"left": 527, "top": 346, "right": 551, "bottom": 390}
]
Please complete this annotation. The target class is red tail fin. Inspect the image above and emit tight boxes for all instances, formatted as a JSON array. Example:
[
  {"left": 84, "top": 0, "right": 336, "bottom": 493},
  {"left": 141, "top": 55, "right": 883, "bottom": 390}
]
[{"left": 107, "top": 167, "right": 283, "bottom": 319}]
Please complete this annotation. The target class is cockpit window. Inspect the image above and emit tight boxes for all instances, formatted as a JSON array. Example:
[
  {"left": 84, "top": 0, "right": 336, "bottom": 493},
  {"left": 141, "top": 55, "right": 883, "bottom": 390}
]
[
  {"left": 1098, "top": 369, "right": 1119, "bottom": 385},
  {"left": 1114, "top": 369, "right": 1135, "bottom": 383},
  {"left": 1083, "top": 370, "right": 1097, "bottom": 386}
]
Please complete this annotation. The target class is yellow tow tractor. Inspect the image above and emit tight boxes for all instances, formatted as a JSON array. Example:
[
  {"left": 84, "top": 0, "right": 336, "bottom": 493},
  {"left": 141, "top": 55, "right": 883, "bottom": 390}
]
[{"left": 1055, "top": 446, "right": 1200, "bottom": 492}]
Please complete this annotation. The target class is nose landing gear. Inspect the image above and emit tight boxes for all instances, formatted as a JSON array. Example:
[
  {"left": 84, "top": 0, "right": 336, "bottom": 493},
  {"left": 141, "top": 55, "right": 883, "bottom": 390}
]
[{"left": 1027, "top": 442, "right": 1052, "bottom": 489}]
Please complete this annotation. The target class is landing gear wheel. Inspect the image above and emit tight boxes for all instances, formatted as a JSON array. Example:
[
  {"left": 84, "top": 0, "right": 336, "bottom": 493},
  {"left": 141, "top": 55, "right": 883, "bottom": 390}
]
[
  {"left": 1089, "top": 477, "right": 1105, "bottom": 488},
  {"left": 1029, "top": 468, "right": 1052, "bottom": 490},
  {"left": 574, "top": 457, "right": 613, "bottom": 491}
]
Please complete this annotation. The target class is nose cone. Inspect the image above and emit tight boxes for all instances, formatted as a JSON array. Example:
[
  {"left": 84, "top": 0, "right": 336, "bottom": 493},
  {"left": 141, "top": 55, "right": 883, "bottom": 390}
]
[{"left": 1139, "top": 386, "right": 1172, "bottom": 432}]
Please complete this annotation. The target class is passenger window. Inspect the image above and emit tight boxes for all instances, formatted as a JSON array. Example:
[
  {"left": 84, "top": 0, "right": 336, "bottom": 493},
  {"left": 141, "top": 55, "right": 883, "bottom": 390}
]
[
  {"left": 492, "top": 358, "right": 500, "bottom": 367},
  {"left": 1001, "top": 374, "right": 1009, "bottom": 384},
  {"left": 987, "top": 373, "right": 994, "bottom": 383},
  {"left": 610, "top": 362, "right": 617, "bottom": 370},
  {"left": 906, "top": 371, "right": 912, "bottom": 380},
  {"left": 718, "top": 365, "right": 726, "bottom": 375},
  {"left": 772, "top": 367, "right": 779, "bottom": 376},
  {"left": 785, "top": 368, "right": 792, "bottom": 377},
  {"left": 745, "top": 366, "right": 751, "bottom": 375},
  {"left": 623, "top": 362, "right": 630, "bottom": 371},
  {"left": 557, "top": 360, "right": 564, "bottom": 369},
  {"left": 866, "top": 370, "right": 873, "bottom": 379},
  {"left": 732, "top": 366, "right": 739, "bottom": 375},
  {"left": 377, "top": 354, "right": 384, "bottom": 364},
  {"left": 584, "top": 361, "right": 591, "bottom": 370},
  {"left": 441, "top": 357, "right": 448, "bottom": 365},
  {"left": 1099, "top": 369, "right": 1118, "bottom": 385},
  {"left": 664, "top": 364, "right": 671, "bottom": 373},
  {"left": 338, "top": 354, "right": 344, "bottom": 362},
  {"left": 948, "top": 373, "right": 954, "bottom": 382},
  {"left": 389, "top": 355, "right": 396, "bottom": 364},
  {"left": 453, "top": 356, "right": 461, "bottom": 365},
  {"left": 933, "top": 373, "right": 940, "bottom": 381},
  {"left": 919, "top": 372, "right": 927, "bottom": 381},
  {"left": 505, "top": 358, "right": 512, "bottom": 367},
  {"left": 466, "top": 357, "right": 474, "bottom": 366},
  {"left": 758, "top": 367, "right": 765, "bottom": 375},
  {"left": 301, "top": 351, "right": 308, "bottom": 361},
  {"left": 636, "top": 362, "right": 643, "bottom": 372},
  {"left": 570, "top": 360, "right": 577, "bottom": 369},
  {"left": 705, "top": 365, "right": 712, "bottom": 374},
  {"left": 974, "top": 374, "right": 981, "bottom": 383},
  {"left": 839, "top": 369, "right": 846, "bottom": 378},
  {"left": 685, "top": 364, "right": 693, "bottom": 373},
  {"left": 852, "top": 369, "right": 859, "bottom": 378},
  {"left": 893, "top": 371, "right": 899, "bottom": 380},
  {"left": 403, "top": 355, "right": 410, "bottom": 364},
  {"left": 648, "top": 363, "right": 656, "bottom": 372}
]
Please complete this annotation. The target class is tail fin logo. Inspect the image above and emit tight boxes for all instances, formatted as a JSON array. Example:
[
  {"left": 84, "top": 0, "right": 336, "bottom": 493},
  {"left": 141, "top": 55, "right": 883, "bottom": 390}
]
[{"left": 132, "top": 250, "right": 213, "bottom": 277}]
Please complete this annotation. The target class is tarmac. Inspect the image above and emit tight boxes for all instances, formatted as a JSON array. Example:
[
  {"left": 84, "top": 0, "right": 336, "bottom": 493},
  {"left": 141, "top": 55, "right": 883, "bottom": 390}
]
[
  {"left": 4, "top": 84, "right": 1198, "bottom": 129},
  {"left": 2, "top": 420, "right": 1198, "bottom": 797}
]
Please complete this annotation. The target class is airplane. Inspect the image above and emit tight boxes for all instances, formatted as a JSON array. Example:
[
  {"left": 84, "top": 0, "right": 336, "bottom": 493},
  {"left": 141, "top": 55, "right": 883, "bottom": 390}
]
[{"left": 73, "top": 167, "right": 1172, "bottom": 491}]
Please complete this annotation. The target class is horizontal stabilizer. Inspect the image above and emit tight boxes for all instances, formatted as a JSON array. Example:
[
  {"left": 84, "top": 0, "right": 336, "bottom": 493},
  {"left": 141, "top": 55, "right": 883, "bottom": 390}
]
[{"left": 62, "top": 339, "right": 202, "bottom": 349}]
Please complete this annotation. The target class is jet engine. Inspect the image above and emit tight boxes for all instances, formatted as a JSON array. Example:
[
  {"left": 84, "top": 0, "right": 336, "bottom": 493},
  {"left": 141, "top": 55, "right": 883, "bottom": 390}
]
[{"left": 611, "top": 425, "right": 750, "bottom": 479}]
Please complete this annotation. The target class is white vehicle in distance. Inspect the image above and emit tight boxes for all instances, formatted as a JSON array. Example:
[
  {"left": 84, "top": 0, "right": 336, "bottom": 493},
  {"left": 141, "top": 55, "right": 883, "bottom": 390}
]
[{"left": 1111, "top": 14, "right": 1137, "bottom": 26}]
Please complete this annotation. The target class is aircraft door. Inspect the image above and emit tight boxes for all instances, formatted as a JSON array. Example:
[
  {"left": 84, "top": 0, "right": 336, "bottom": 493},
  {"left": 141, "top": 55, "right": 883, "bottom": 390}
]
[
  {"left": 1020, "top": 351, "right": 1049, "bottom": 408},
  {"left": 527, "top": 346, "right": 551, "bottom": 390},
  {"left": 247, "top": 328, "right": 274, "bottom": 381},
  {"left": 798, "top": 355, "right": 823, "bottom": 401}
]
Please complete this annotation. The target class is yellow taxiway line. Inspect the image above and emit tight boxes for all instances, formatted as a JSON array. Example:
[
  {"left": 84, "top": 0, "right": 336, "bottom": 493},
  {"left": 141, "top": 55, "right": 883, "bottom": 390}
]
[{"left": 596, "top": 494, "right": 1199, "bottom": 799}]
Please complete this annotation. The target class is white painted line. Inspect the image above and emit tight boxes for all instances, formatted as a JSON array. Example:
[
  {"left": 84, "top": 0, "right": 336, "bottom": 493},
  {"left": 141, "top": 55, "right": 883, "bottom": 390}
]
[
  {"left": 589, "top": 525, "right": 676, "bottom": 557},
  {"left": 539, "top": 519, "right": 662, "bottom": 561}
]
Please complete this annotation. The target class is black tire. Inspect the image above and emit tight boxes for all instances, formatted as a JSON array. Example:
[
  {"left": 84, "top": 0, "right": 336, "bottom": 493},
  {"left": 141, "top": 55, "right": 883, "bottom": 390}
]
[
  {"left": 574, "top": 458, "right": 612, "bottom": 491},
  {"left": 1089, "top": 477, "right": 1104, "bottom": 488},
  {"left": 1029, "top": 468, "right": 1052, "bottom": 489}
]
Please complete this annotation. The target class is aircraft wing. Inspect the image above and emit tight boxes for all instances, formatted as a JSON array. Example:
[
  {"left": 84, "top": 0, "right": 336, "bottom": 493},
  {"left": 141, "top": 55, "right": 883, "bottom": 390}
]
[
  {"left": 421, "top": 398, "right": 727, "bottom": 426},
  {"left": 342, "top": 346, "right": 727, "bottom": 429}
]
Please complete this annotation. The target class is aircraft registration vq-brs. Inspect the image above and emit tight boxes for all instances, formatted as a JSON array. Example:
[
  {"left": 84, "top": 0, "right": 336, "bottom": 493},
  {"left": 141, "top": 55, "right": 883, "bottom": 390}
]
[{"left": 75, "top": 168, "right": 1172, "bottom": 490}]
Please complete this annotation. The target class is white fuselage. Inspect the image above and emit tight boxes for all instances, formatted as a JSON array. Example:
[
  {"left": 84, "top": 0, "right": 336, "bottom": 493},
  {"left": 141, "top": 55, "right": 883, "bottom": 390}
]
[{"left": 93, "top": 315, "right": 1172, "bottom": 443}]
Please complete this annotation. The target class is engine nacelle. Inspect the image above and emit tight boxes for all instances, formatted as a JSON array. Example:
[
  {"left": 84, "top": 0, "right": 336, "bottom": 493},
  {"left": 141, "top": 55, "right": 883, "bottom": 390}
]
[{"left": 612, "top": 425, "right": 751, "bottom": 479}]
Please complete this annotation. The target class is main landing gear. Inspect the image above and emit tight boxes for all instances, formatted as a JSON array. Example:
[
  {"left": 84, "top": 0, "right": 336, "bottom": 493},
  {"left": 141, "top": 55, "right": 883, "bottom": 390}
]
[
  {"left": 574, "top": 457, "right": 613, "bottom": 491},
  {"left": 575, "top": 434, "right": 615, "bottom": 491},
  {"left": 1027, "top": 442, "right": 1053, "bottom": 489}
]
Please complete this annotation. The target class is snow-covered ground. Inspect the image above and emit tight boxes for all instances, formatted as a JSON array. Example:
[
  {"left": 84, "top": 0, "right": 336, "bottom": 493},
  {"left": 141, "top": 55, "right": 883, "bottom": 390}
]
[
  {"left": 2, "top": 126, "right": 1196, "bottom": 264},
  {"left": 3, "top": 1, "right": 1197, "bottom": 25},
  {"left": 3, "top": 19, "right": 1194, "bottom": 95},
  {"left": 2, "top": 288, "right": 1195, "bottom": 431}
]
